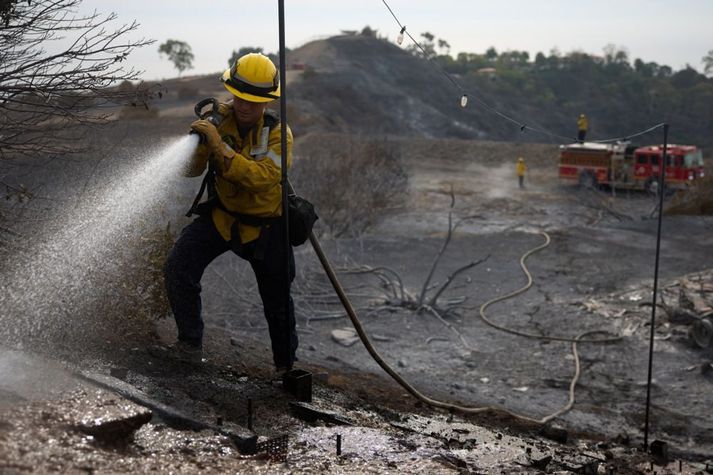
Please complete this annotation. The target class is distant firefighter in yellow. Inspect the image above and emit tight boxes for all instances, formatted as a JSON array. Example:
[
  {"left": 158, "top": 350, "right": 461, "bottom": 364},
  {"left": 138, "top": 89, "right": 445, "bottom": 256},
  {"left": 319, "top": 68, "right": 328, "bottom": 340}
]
[
  {"left": 577, "top": 113, "right": 588, "bottom": 142},
  {"left": 516, "top": 157, "right": 527, "bottom": 189}
]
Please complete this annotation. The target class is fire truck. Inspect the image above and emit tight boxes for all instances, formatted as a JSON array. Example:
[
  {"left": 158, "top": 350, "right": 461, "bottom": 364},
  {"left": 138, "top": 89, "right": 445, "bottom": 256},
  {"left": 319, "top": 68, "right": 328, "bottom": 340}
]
[{"left": 559, "top": 142, "right": 705, "bottom": 192}]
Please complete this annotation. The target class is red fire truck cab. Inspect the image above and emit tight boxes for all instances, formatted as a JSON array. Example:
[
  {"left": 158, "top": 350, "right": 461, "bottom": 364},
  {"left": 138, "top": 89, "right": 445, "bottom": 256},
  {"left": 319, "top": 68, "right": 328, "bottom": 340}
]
[{"left": 559, "top": 142, "right": 704, "bottom": 192}]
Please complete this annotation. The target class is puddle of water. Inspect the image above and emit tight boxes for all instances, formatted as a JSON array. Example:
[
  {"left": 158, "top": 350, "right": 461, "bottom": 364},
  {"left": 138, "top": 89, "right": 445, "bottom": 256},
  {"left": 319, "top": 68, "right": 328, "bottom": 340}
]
[
  {"left": 290, "top": 425, "right": 449, "bottom": 473},
  {"left": 0, "top": 348, "right": 78, "bottom": 409}
]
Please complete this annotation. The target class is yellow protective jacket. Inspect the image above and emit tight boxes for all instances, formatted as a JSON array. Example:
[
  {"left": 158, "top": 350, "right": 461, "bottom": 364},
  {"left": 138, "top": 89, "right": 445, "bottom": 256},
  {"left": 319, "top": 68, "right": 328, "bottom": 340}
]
[
  {"left": 185, "top": 103, "right": 293, "bottom": 244},
  {"left": 516, "top": 161, "right": 527, "bottom": 177},
  {"left": 577, "top": 116, "right": 588, "bottom": 131}
]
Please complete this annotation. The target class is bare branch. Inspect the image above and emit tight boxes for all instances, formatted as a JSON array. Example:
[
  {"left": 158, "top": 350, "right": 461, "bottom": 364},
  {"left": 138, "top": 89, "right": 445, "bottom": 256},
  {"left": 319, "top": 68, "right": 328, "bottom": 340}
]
[
  {"left": 423, "top": 305, "right": 475, "bottom": 352},
  {"left": 0, "top": 0, "right": 158, "bottom": 159},
  {"left": 418, "top": 184, "right": 455, "bottom": 307},
  {"left": 427, "top": 255, "right": 489, "bottom": 307},
  {"left": 340, "top": 265, "right": 407, "bottom": 302}
]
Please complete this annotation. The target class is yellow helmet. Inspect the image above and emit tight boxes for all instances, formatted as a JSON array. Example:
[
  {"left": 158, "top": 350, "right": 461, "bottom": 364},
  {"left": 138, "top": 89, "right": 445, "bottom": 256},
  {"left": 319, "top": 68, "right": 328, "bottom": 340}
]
[
  {"left": 221, "top": 53, "right": 280, "bottom": 103},
  {"left": 518, "top": 157, "right": 524, "bottom": 162}
]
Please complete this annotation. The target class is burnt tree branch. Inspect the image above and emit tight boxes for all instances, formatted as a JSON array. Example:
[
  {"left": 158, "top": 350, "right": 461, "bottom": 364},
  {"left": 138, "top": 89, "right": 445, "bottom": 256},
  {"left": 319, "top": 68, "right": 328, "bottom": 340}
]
[
  {"left": 0, "top": 0, "right": 158, "bottom": 159},
  {"left": 418, "top": 185, "right": 456, "bottom": 308}
]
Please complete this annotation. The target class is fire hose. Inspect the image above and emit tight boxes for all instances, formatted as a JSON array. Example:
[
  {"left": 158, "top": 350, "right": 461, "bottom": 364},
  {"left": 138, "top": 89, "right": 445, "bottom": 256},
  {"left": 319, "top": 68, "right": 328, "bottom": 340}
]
[{"left": 309, "top": 229, "right": 622, "bottom": 425}]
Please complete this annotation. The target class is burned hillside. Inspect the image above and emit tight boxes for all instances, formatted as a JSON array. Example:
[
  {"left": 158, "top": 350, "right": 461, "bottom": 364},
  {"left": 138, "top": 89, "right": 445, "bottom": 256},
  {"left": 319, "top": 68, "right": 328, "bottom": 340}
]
[{"left": 285, "top": 34, "right": 713, "bottom": 148}]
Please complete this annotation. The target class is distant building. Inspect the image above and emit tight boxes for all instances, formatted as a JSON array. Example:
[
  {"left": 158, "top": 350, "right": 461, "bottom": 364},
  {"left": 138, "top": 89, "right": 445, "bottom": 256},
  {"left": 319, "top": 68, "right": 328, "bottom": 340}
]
[{"left": 476, "top": 67, "right": 497, "bottom": 79}]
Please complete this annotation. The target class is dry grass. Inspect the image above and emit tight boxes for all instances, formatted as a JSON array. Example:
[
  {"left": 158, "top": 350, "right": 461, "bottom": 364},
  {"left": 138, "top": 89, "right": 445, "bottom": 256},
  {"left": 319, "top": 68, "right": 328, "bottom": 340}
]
[
  {"left": 83, "top": 221, "right": 176, "bottom": 346},
  {"left": 665, "top": 175, "right": 713, "bottom": 216},
  {"left": 291, "top": 134, "right": 408, "bottom": 237}
]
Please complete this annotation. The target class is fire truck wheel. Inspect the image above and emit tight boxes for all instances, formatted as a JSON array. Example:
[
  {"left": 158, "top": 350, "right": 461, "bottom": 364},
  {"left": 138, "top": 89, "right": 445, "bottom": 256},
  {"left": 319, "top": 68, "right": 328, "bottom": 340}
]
[
  {"left": 690, "top": 317, "right": 713, "bottom": 349},
  {"left": 578, "top": 171, "right": 598, "bottom": 189}
]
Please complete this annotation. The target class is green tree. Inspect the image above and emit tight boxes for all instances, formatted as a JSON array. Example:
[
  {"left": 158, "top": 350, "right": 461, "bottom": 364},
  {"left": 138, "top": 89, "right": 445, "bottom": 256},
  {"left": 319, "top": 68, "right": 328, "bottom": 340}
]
[
  {"left": 546, "top": 48, "right": 561, "bottom": 69},
  {"left": 228, "top": 47, "right": 264, "bottom": 67},
  {"left": 602, "top": 44, "right": 630, "bottom": 72},
  {"left": 671, "top": 65, "right": 705, "bottom": 89},
  {"left": 406, "top": 31, "right": 437, "bottom": 59},
  {"left": 703, "top": 49, "right": 713, "bottom": 76},
  {"left": 449, "top": 52, "right": 486, "bottom": 74},
  {"left": 158, "top": 39, "right": 194, "bottom": 75},
  {"left": 419, "top": 32, "right": 436, "bottom": 59},
  {"left": 657, "top": 65, "right": 673, "bottom": 78},
  {"left": 485, "top": 47, "right": 498, "bottom": 61},
  {"left": 498, "top": 50, "right": 529, "bottom": 68},
  {"left": 634, "top": 58, "right": 658, "bottom": 77},
  {"left": 360, "top": 25, "right": 377, "bottom": 37},
  {"left": 437, "top": 38, "right": 451, "bottom": 55}
]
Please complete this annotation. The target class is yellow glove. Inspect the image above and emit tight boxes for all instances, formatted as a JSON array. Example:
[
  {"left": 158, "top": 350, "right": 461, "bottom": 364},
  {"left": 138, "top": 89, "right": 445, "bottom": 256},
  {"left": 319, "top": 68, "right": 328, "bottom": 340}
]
[
  {"left": 190, "top": 119, "right": 233, "bottom": 173},
  {"left": 190, "top": 119, "right": 222, "bottom": 153}
]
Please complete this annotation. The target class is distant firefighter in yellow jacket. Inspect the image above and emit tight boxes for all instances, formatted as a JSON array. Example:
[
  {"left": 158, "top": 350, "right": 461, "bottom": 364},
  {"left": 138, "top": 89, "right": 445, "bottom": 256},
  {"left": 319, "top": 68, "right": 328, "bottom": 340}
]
[
  {"left": 516, "top": 157, "right": 527, "bottom": 189},
  {"left": 577, "top": 113, "right": 588, "bottom": 142}
]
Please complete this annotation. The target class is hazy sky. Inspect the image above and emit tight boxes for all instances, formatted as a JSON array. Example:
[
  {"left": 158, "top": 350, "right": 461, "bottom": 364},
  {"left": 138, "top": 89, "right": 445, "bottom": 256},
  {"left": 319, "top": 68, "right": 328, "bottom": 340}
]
[{"left": 76, "top": 0, "right": 713, "bottom": 81}]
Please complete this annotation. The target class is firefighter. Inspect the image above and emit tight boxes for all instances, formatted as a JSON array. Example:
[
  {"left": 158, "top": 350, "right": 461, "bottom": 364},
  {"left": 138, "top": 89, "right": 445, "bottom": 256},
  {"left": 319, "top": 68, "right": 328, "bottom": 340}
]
[
  {"left": 577, "top": 113, "right": 588, "bottom": 142},
  {"left": 516, "top": 157, "right": 527, "bottom": 189},
  {"left": 156, "top": 52, "right": 297, "bottom": 372}
]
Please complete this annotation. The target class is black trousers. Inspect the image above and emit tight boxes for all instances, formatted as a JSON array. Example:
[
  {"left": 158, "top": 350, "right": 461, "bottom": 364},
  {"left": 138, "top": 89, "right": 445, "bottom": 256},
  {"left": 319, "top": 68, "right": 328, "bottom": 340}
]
[{"left": 164, "top": 215, "right": 297, "bottom": 368}]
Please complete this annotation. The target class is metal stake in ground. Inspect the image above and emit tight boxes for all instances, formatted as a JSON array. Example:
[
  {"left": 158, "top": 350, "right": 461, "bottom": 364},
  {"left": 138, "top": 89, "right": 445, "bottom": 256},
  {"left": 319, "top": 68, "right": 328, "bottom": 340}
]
[
  {"left": 278, "top": 0, "right": 291, "bottom": 371},
  {"left": 336, "top": 434, "right": 342, "bottom": 456},
  {"left": 643, "top": 123, "right": 669, "bottom": 450}
]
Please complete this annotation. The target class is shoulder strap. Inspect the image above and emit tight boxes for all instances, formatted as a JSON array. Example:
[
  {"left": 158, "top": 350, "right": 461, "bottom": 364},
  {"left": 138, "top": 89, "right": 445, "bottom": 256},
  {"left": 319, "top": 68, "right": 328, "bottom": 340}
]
[
  {"left": 185, "top": 162, "right": 217, "bottom": 217},
  {"left": 263, "top": 109, "right": 280, "bottom": 130}
]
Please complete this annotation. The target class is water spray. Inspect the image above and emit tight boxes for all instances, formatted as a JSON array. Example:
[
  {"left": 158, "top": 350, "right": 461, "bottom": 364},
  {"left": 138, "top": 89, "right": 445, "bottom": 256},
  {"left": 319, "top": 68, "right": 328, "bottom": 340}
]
[{"left": 0, "top": 130, "right": 201, "bottom": 349}]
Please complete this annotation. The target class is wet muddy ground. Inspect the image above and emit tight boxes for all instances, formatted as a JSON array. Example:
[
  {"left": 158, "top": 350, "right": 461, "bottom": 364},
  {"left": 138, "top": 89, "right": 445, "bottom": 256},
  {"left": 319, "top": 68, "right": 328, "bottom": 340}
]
[{"left": 2, "top": 344, "right": 709, "bottom": 474}]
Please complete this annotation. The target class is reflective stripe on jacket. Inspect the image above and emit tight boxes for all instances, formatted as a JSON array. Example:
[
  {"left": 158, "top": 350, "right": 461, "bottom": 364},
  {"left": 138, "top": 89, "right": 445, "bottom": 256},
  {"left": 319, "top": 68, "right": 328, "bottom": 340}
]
[{"left": 185, "top": 102, "right": 293, "bottom": 243}]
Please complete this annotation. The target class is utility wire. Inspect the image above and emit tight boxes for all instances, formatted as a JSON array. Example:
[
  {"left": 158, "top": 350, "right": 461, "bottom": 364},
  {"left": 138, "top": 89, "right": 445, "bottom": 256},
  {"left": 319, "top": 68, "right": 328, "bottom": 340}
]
[
  {"left": 643, "top": 123, "right": 670, "bottom": 450},
  {"left": 400, "top": 25, "right": 575, "bottom": 144},
  {"left": 380, "top": 0, "right": 666, "bottom": 145},
  {"left": 381, "top": 0, "right": 404, "bottom": 29},
  {"left": 593, "top": 123, "right": 666, "bottom": 144}
]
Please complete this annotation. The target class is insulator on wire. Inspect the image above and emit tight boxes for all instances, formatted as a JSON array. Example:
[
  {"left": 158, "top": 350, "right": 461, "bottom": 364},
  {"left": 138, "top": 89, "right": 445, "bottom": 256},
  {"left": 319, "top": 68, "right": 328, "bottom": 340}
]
[
  {"left": 460, "top": 94, "right": 468, "bottom": 108},
  {"left": 397, "top": 26, "right": 406, "bottom": 45}
]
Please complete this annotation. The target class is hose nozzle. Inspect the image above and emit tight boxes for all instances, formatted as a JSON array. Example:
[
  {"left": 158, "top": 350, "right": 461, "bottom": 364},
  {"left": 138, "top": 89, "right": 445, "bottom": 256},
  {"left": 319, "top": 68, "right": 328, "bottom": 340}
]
[{"left": 189, "top": 97, "right": 222, "bottom": 142}]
